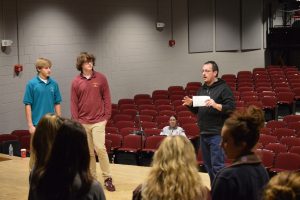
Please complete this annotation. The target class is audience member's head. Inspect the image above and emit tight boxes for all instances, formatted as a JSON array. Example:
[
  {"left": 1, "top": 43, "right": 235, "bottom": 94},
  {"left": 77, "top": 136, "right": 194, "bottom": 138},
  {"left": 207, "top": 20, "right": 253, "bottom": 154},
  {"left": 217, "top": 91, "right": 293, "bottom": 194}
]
[
  {"left": 168, "top": 115, "right": 178, "bottom": 128},
  {"left": 31, "top": 113, "right": 64, "bottom": 170},
  {"left": 142, "top": 136, "right": 207, "bottom": 200},
  {"left": 262, "top": 171, "right": 300, "bottom": 200},
  {"left": 32, "top": 119, "right": 94, "bottom": 200},
  {"left": 221, "top": 106, "right": 265, "bottom": 159}
]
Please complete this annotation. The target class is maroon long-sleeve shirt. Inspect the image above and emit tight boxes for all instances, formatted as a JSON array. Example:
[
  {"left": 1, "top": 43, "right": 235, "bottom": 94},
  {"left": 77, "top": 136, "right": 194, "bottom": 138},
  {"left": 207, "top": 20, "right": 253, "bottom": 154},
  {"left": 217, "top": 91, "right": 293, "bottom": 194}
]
[{"left": 70, "top": 71, "right": 111, "bottom": 124}]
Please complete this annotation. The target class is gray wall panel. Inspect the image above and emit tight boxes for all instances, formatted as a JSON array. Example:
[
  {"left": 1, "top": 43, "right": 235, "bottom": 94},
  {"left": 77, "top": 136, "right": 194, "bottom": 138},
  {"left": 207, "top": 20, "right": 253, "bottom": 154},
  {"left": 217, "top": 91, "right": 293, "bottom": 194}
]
[
  {"left": 242, "top": 0, "right": 262, "bottom": 50},
  {"left": 215, "top": 0, "right": 240, "bottom": 51},
  {"left": 188, "top": 0, "right": 213, "bottom": 53}
]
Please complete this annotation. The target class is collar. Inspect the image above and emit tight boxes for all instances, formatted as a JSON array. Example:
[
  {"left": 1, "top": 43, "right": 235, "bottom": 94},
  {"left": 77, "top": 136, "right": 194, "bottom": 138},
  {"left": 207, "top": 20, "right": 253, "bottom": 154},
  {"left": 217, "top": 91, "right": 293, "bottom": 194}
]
[
  {"left": 230, "top": 152, "right": 261, "bottom": 167},
  {"left": 80, "top": 70, "right": 96, "bottom": 80},
  {"left": 168, "top": 126, "right": 178, "bottom": 130},
  {"left": 204, "top": 78, "right": 220, "bottom": 88},
  {"left": 36, "top": 76, "right": 51, "bottom": 84}
]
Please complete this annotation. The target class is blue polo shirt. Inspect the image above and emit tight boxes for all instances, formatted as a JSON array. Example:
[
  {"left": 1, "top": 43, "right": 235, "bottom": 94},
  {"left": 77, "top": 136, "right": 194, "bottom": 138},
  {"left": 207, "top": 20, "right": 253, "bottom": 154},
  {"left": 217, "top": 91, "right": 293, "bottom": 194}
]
[{"left": 23, "top": 76, "right": 62, "bottom": 126}]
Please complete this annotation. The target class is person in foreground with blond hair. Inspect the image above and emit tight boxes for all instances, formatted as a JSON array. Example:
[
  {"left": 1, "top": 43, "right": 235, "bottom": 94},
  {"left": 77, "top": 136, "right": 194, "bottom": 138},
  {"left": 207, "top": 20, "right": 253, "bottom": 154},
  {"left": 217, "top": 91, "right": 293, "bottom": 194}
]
[
  {"left": 262, "top": 171, "right": 300, "bottom": 200},
  {"left": 132, "top": 136, "right": 210, "bottom": 200}
]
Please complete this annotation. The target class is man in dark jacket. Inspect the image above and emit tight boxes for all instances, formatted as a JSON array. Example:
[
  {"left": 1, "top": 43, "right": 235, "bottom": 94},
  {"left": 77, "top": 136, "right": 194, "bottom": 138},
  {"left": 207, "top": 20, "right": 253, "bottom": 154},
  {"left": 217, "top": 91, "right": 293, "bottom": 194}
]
[{"left": 182, "top": 61, "right": 235, "bottom": 184}]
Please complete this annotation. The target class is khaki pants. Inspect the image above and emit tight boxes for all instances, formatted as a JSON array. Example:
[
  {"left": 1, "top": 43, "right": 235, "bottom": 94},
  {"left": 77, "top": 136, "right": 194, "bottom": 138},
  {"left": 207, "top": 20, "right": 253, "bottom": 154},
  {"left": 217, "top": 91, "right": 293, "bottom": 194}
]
[{"left": 83, "top": 121, "right": 111, "bottom": 183}]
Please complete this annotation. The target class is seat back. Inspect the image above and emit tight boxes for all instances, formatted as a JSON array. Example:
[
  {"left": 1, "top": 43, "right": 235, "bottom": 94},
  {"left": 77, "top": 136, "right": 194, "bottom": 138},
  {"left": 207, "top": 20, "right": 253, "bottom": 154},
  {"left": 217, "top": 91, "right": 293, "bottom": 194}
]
[
  {"left": 1, "top": 140, "right": 21, "bottom": 156},
  {"left": 181, "top": 123, "right": 200, "bottom": 137},
  {"left": 265, "top": 143, "right": 288, "bottom": 155},
  {"left": 20, "top": 135, "right": 31, "bottom": 150},
  {"left": 114, "top": 121, "right": 135, "bottom": 130},
  {"left": 105, "top": 139, "right": 112, "bottom": 153},
  {"left": 266, "top": 120, "right": 286, "bottom": 130},
  {"left": 259, "top": 134, "right": 277, "bottom": 147},
  {"left": 143, "top": 135, "right": 165, "bottom": 150},
  {"left": 283, "top": 115, "right": 300, "bottom": 123},
  {"left": 121, "top": 135, "right": 143, "bottom": 150},
  {"left": 118, "top": 98, "right": 135, "bottom": 105},
  {"left": 255, "top": 149, "right": 275, "bottom": 169},
  {"left": 11, "top": 130, "right": 30, "bottom": 139},
  {"left": 289, "top": 146, "right": 300, "bottom": 155},
  {"left": 105, "top": 133, "right": 123, "bottom": 150},
  {"left": 119, "top": 127, "right": 138, "bottom": 137},
  {"left": 280, "top": 137, "right": 300, "bottom": 149},
  {"left": 143, "top": 128, "right": 161, "bottom": 137},
  {"left": 273, "top": 152, "right": 300, "bottom": 171},
  {"left": 273, "top": 128, "right": 296, "bottom": 139}
]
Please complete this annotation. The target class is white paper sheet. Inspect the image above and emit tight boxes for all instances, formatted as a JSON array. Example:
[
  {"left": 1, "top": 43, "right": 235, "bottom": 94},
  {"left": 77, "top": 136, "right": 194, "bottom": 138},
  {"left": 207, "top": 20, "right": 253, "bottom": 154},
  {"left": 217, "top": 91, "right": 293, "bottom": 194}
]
[{"left": 192, "top": 96, "right": 210, "bottom": 107}]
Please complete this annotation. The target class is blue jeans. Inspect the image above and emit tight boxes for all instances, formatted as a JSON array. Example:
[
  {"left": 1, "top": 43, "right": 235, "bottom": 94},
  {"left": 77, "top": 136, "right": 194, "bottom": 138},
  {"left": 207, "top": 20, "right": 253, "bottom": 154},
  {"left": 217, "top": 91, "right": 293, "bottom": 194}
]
[{"left": 200, "top": 134, "right": 225, "bottom": 184}]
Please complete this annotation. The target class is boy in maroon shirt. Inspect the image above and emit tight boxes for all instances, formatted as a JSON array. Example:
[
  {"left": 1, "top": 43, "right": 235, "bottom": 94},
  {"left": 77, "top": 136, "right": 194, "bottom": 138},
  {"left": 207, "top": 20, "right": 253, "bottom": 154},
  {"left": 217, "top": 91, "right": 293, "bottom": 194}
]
[{"left": 70, "top": 52, "right": 115, "bottom": 191}]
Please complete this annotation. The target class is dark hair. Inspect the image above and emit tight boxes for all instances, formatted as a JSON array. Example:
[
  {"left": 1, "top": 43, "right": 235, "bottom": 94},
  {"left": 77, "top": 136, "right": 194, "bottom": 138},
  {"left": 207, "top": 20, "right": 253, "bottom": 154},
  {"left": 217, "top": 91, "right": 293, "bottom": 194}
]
[
  {"left": 169, "top": 115, "right": 178, "bottom": 120},
  {"left": 223, "top": 106, "right": 265, "bottom": 151},
  {"left": 31, "top": 113, "right": 64, "bottom": 174},
  {"left": 76, "top": 52, "right": 95, "bottom": 71},
  {"left": 32, "top": 119, "right": 93, "bottom": 200},
  {"left": 204, "top": 61, "right": 219, "bottom": 77}
]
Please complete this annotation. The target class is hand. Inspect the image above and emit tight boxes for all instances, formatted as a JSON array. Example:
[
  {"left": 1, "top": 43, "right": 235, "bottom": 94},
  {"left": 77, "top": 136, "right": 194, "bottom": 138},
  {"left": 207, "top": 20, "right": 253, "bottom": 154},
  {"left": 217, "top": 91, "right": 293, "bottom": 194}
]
[
  {"left": 182, "top": 96, "right": 193, "bottom": 106},
  {"left": 29, "top": 125, "right": 36, "bottom": 134},
  {"left": 205, "top": 99, "right": 222, "bottom": 111},
  {"left": 205, "top": 98, "right": 216, "bottom": 107}
]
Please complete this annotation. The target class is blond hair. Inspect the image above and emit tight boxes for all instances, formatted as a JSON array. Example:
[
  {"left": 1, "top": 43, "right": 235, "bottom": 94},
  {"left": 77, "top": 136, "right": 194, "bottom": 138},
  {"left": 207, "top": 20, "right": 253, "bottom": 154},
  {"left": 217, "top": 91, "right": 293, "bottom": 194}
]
[
  {"left": 262, "top": 171, "right": 300, "bottom": 200},
  {"left": 35, "top": 58, "right": 52, "bottom": 72},
  {"left": 142, "top": 136, "right": 207, "bottom": 200}
]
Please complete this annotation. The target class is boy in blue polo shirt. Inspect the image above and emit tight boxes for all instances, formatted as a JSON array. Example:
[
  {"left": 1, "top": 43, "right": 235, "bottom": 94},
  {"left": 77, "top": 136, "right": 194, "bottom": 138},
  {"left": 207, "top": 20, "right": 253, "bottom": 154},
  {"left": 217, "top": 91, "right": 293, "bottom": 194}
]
[{"left": 23, "top": 58, "right": 62, "bottom": 134}]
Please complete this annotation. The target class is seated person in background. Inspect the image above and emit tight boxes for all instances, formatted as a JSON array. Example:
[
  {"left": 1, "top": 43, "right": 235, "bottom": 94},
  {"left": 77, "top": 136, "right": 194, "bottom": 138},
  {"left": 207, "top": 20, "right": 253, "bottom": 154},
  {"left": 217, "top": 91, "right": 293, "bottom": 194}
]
[
  {"left": 29, "top": 119, "right": 106, "bottom": 200},
  {"left": 262, "top": 171, "right": 300, "bottom": 200},
  {"left": 211, "top": 106, "right": 269, "bottom": 200},
  {"left": 132, "top": 135, "right": 209, "bottom": 200},
  {"left": 160, "top": 115, "right": 186, "bottom": 137},
  {"left": 29, "top": 113, "right": 64, "bottom": 171}
]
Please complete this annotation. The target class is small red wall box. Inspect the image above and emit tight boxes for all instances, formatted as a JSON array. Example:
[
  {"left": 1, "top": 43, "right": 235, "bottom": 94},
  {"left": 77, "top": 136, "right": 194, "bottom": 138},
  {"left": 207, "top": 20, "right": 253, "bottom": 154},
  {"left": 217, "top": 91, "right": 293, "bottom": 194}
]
[
  {"left": 14, "top": 64, "right": 23, "bottom": 75},
  {"left": 169, "top": 39, "right": 175, "bottom": 47}
]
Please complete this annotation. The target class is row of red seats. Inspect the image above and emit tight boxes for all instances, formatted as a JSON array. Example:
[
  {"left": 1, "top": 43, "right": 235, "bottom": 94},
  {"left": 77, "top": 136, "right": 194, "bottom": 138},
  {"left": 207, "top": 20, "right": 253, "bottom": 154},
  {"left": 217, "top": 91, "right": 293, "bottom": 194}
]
[{"left": 0, "top": 130, "right": 31, "bottom": 156}]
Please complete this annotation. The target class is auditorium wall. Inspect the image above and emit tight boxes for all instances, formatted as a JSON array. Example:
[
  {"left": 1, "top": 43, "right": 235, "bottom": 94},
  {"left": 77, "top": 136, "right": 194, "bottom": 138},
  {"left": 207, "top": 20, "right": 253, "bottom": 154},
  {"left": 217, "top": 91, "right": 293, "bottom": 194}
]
[{"left": 0, "top": 0, "right": 265, "bottom": 133}]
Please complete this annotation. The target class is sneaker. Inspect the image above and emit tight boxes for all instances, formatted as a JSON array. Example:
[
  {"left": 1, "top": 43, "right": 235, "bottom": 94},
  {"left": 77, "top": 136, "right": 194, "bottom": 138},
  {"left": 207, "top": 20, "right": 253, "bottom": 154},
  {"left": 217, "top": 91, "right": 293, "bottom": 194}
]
[{"left": 104, "top": 177, "right": 116, "bottom": 192}]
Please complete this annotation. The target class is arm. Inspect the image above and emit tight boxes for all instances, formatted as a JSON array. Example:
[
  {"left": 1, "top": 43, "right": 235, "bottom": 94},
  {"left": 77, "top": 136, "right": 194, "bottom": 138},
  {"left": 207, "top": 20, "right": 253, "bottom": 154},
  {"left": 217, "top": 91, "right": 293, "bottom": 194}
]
[
  {"left": 102, "top": 77, "right": 112, "bottom": 121},
  {"left": 205, "top": 87, "right": 235, "bottom": 113},
  {"left": 25, "top": 105, "right": 35, "bottom": 134},
  {"left": 53, "top": 81, "right": 62, "bottom": 114},
  {"left": 54, "top": 104, "right": 61, "bottom": 116},
  {"left": 219, "top": 87, "right": 235, "bottom": 114},
  {"left": 70, "top": 81, "right": 79, "bottom": 121},
  {"left": 179, "top": 127, "right": 186, "bottom": 137},
  {"left": 160, "top": 127, "right": 168, "bottom": 136},
  {"left": 182, "top": 96, "right": 198, "bottom": 114},
  {"left": 205, "top": 99, "right": 222, "bottom": 111}
]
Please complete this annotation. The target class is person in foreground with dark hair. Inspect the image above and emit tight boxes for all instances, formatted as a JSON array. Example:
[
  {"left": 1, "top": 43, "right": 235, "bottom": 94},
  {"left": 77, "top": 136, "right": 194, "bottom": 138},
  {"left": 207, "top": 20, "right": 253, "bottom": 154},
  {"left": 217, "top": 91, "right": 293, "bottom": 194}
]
[
  {"left": 29, "top": 119, "right": 106, "bottom": 200},
  {"left": 132, "top": 136, "right": 210, "bottom": 200},
  {"left": 262, "top": 171, "right": 300, "bottom": 200},
  {"left": 182, "top": 60, "right": 235, "bottom": 184},
  {"left": 211, "top": 106, "right": 269, "bottom": 200},
  {"left": 29, "top": 113, "right": 64, "bottom": 170}
]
